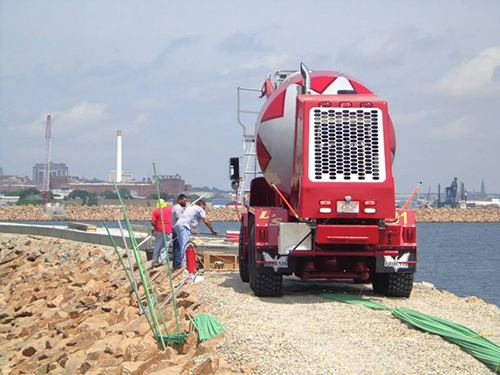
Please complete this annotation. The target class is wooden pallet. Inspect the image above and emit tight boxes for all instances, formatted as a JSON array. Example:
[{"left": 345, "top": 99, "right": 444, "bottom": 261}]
[
  {"left": 202, "top": 252, "right": 239, "bottom": 271},
  {"left": 67, "top": 222, "right": 97, "bottom": 232}
]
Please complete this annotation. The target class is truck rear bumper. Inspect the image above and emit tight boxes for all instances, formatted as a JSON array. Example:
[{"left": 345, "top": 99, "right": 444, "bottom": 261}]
[{"left": 316, "top": 224, "right": 379, "bottom": 244}]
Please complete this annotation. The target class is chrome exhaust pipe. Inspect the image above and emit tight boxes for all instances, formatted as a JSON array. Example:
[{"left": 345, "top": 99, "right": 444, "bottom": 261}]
[{"left": 300, "top": 62, "right": 311, "bottom": 94}]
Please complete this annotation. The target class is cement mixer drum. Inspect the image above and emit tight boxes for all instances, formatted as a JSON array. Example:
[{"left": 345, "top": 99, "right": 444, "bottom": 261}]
[{"left": 255, "top": 70, "right": 396, "bottom": 195}]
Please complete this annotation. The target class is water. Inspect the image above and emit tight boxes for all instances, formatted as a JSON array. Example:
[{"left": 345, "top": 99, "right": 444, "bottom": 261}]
[
  {"left": 416, "top": 223, "right": 500, "bottom": 306},
  {"left": 211, "top": 199, "right": 233, "bottom": 206},
  {"left": 10, "top": 221, "right": 500, "bottom": 306}
]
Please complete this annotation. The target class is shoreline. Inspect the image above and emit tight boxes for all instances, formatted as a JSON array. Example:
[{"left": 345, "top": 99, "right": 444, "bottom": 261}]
[
  {"left": 198, "top": 272, "right": 499, "bottom": 374},
  {"left": 1, "top": 206, "right": 500, "bottom": 223},
  {"left": 1, "top": 233, "right": 499, "bottom": 374}
]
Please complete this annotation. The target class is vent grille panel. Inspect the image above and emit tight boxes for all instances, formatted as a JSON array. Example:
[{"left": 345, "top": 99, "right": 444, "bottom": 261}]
[{"left": 308, "top": 108, "right": 386, "bottom": 182}]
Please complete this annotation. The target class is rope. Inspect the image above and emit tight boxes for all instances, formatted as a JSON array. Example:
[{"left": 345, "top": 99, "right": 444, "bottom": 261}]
[{"left": 283, "top": 281, "right": 500, "bottom": 373}]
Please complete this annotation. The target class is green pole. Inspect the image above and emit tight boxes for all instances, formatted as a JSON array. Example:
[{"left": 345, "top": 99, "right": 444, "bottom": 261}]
[
  {"left": 102, "top": 220, "right": 156, "bottom": 335},
  {"left": 113, "top": 182, "right": 166, "bottom": 349},
  {"left": 153, "top": 162, "right": 182, "bottom": 338}
]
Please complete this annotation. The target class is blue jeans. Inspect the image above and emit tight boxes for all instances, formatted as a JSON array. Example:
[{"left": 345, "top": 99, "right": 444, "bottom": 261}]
[
  {"left": 174, "top": 225, "right": 190, "bottom": 268},
  {"left": 153, "top": 231, "right": 171, "bottom": 264},
  {"left": 172, "top": 227, "right": 180, "bottom": 268}
]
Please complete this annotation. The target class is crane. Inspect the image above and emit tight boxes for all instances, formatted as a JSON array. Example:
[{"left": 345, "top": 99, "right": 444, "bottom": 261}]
[{"left": 42, "top": 115, "right": 51, "bottom": 204}]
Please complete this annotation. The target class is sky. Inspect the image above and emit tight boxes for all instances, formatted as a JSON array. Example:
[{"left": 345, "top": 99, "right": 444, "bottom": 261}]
[{"left": 1, "top": 0, "right": 499, "bottom": 193}]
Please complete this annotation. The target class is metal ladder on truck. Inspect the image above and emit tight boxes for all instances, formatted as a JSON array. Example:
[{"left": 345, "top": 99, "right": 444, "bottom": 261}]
[
  {"left": 235, "top": 71, "right": 298, "bottom": 204},
  {"left": 236, "top": 87, "right": 262, "bottom": 205}
]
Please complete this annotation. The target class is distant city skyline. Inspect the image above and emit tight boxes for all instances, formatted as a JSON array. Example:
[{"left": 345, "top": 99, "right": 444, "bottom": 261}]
[
  {"left": 1, "top": 1, "right": 499, "bottom": 192},
  {"left": 1, "top": 161, "right": 497, "bottom": 195}
]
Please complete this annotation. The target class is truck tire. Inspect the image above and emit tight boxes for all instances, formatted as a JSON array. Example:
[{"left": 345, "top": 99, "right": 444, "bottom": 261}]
[
  {"left": 238, "top": 223, "right": 249, "bottom": 283},
  {"left": 248, "top": 217, "right": 283, "bottom": 297},
  {"left": 372, "top": 272, "right": 414, "bottom": 298},
  {"left": 371, "top": 273, "right": 386, "bottom": 294},
  {"left": 252, "top": 271, "right": 283, "bottom": 297}
]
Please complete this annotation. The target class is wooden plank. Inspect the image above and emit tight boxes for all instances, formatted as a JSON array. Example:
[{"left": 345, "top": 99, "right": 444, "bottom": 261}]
[
  {"left": 203, "top": 252, "right": 239, "bottom": 271},
  {"left": 130, "top": 225, "right": 151, "bottom": 234},
  {"left": 67, "top": 222, "right": 97, "bottom": 232}
]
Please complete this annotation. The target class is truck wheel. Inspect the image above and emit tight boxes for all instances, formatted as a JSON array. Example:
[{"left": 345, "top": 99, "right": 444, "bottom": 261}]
[
  {"left": 371, "top": 273, "right": 386, "bottom": 294},
  {"left": 238, "top": 223, "right": 249, "bottom": 283},
  {"left": 248, "top": 217, "right": 283, "bottom": 297},
  {"left": 252, "top": 271, "right": 283, "bottom": 297},
  {"left": 372, "top": 273, "right": 414, "bottom": 298}
]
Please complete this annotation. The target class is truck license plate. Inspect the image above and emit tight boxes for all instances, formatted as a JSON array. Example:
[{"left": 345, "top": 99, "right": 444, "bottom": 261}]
[{"left": 337, "top": 201, "right": 359, "bottom": 213}]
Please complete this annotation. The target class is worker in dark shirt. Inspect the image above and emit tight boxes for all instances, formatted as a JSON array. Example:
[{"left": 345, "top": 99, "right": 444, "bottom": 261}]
[{"left": 151, "top": 199, "right": 172, "bottom": 267}]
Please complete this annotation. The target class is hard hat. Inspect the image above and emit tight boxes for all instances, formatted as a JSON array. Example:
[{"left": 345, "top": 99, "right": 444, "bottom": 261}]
[{"left": 156, "top": 199, "right": 167, "bottom": 208}]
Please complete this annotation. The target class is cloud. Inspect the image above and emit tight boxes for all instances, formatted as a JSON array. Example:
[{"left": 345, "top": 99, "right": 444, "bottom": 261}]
[
  {"left": 434, "top": 47, "right": 500, "bottom": 96},
  {"left": 240, "top": 54, "right": 289, "bottom": 70},
  {"left": 431, "top": 117, "right": 474, "bottom": 139},
  {"left": 9, "top": 101, "right": 109, "bottom": 138},
  {"left": 151, "top": 36, "right": 201, "bottom": 67},
  {"left": 219, "top": 32, "right": 270, "bottom": 53},
  {"left": 132, "top": 98, "right": 163, "bottom": 111},
  {"left": 134, "top": 113, "right": 149, "bottom": 126},
  {"left": 338, "top": 29, "right": 417, "bottom": 67},
  {"left": 391, "top": 110, "right": 428, "bottom": 125},
  {"left": 169, "top": 36, "right": 200, "bottom": 49}
]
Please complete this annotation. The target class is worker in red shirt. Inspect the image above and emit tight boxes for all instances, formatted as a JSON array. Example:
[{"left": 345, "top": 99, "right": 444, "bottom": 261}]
[{"left": 151, "top": 199, "right": 173, "bottom": 267}]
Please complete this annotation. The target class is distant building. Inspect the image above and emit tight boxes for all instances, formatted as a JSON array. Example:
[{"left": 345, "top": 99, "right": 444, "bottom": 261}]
[
  {"left": 51, "top": 176, "right": 70, "bottom": 189},
  {"left": 0, "top": 167, "right": 3, "bottom": 175},
  {"left": 33, "top": 162, "right": 69, "bottom": 183},
  {"left": 0, "top": 174, "right": 33, "bottom": 192},
  {"left": 70, "top": 174, "right": 185, "bottom": 197},
  {"left": 108, "top": 170, "right": 134, "bottom": 182}
]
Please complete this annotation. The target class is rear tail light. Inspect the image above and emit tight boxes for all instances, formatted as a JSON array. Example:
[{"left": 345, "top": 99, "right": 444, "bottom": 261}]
[
  {"left": 364, "top": 200, "right": 376, "bottom": 206},
  {"left": 319, "top": 207, "right": 332, "bottom": 214},
  {"left": 403, "top": 227, "right": 416, "bottom": 243},
  {"left": 319, "top": 200, "right": 332, "bottom": 206},
  {"left": 360, "top": 102, "right": 373, "bottom": 107},
  {"left": 364, "top": 208, "right": 377, "bottom": 214},
  {"left": 339, "top": 102, "right": 352, "bottom": 107},
  {"left": 257, "top": 227, "right": 269, "bottom": 246}
]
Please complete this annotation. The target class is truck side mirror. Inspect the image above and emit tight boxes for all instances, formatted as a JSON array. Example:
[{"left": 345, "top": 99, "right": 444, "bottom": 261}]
[{"left": 229, "top": 157, "right": 240, "bottom": 181}]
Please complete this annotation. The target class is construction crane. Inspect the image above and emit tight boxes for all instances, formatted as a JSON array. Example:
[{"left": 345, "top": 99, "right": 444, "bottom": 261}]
[{"left": 42, "top": 115, "right": 51, "bottom": 204}]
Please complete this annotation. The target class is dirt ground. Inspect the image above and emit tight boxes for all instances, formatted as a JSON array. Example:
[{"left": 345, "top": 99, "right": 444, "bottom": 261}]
[{"left": 197, "top": 272, "right": 500, "bottom": 375}]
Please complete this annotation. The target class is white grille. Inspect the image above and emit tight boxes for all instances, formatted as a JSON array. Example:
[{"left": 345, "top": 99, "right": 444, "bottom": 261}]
[{"left": 308, "top": 107, "right": 386, "bottom": 182}]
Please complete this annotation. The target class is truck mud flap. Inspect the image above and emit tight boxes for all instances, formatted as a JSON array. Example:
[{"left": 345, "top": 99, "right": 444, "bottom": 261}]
[
  {"left": 376, "top": 248, "right": 417, "bottom": 273},
  {"left": 255, "top": 249, "right": 295, "bottom": 274}
]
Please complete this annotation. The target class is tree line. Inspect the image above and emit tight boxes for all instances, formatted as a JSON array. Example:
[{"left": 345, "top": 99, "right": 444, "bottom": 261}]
[{"left": 2, "top": 188, "right": 202, "bottom": 206}]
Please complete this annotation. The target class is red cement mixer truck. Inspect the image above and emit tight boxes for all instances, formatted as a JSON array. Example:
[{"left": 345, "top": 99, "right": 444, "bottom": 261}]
[{"left": 230, "top": 63, "right": 417, "bottom": 297}]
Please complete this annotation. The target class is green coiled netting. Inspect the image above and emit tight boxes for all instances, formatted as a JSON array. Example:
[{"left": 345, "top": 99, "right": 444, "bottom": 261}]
[
  {"left": 283, "top": 280, "right": 500, "bottom": 373},
  {"left": 189, "top": 313, "right": 226, "bottom": 342}
]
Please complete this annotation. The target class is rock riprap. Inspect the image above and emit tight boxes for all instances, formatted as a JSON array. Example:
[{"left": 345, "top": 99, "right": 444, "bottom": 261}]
[
  {"left": 1, "top": 205, "right": 499, "bottom": 222},
  {"left": 0, "top": 234, "right": 237, "bottom": 375}
]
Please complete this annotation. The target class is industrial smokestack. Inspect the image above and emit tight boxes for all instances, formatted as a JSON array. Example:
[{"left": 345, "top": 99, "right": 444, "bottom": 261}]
[{"left": 117, "top": 130, "right": 122, "bottom": 183}]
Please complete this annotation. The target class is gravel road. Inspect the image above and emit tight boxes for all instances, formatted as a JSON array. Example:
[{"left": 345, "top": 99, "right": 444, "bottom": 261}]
[{"left": 197, "top": 272, "right": 500, "bottom": 374}]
